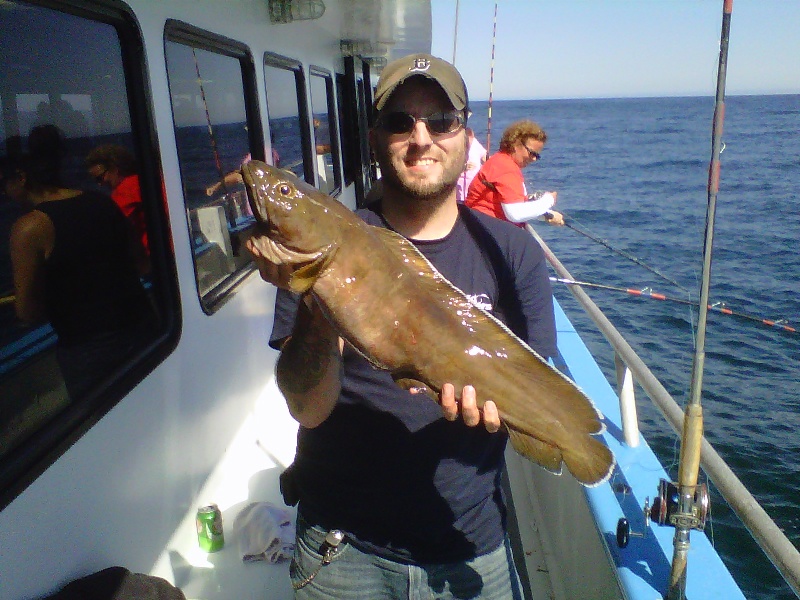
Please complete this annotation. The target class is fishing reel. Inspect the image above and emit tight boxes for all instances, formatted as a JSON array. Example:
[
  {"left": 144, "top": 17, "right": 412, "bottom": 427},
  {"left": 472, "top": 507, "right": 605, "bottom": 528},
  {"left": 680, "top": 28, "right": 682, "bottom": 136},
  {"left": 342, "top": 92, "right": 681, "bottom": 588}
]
[{"left": 616, "top": 479, "right": 710, "bottom": 548}]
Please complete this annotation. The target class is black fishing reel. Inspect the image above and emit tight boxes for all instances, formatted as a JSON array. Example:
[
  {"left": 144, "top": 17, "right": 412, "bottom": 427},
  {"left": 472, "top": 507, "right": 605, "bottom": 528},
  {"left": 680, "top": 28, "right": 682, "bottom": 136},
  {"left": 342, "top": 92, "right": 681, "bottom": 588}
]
[{"left": 617, "top": 479, "right": 710, "bottom": 548}]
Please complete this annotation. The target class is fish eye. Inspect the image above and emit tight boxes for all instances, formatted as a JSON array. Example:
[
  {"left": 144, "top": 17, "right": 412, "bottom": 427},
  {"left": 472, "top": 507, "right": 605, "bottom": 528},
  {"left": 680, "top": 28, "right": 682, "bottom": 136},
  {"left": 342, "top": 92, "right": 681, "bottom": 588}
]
[{"left": 279, "top": 184, "right": 291, "bottom": 196}]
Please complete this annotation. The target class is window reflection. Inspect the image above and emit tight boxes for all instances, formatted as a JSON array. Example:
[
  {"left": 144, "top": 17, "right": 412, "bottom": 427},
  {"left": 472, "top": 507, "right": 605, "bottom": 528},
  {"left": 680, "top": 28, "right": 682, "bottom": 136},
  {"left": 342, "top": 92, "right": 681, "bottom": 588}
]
[
  {"left": 309, "top": 68, "right": 341, "bottom": 195},
  {"left": 0, "top": 1, "right": 167, "bottom": 473},
  {"left": 6, "top": 126, "right": 157, "bottom": 400},
  {"left": 165, "top": 40, "right": 256, "bottom": 305},
  {"left": 264, "top": 55, "right": 309, "bottom": 182}
]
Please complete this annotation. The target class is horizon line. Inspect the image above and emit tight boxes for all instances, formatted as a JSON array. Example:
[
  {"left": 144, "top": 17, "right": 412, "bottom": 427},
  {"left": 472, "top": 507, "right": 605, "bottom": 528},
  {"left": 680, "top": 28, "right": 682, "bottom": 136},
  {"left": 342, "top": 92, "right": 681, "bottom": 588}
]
[{"left": 467, "top": 91, "right": 800, "bottom": 103}]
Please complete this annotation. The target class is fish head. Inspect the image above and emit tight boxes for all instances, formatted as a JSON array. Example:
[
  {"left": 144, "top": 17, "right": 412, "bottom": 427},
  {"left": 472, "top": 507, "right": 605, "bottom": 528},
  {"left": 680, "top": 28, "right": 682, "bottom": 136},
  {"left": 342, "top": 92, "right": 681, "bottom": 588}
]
[
  {"left": 242, "top": 161, "right": 316, "bottom": 237},
  {"left": 241, "top": 160, "right": 341, "bottom": 293}
]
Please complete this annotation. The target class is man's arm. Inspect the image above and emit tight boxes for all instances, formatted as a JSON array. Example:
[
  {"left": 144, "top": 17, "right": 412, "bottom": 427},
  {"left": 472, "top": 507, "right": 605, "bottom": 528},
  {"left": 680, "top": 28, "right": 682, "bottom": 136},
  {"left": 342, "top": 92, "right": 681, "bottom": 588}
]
[
  {"left": 247, "top": 236, "right": 342, "bottom": 428},
  {"left": 275, "top": 295, "right": 343, "bottom": 428}
]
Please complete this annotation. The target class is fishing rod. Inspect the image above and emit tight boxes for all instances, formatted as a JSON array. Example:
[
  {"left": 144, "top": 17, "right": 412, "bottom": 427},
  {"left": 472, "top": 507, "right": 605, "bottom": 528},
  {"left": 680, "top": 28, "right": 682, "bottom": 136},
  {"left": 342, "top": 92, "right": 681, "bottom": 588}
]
[
  {"left": 191, "top": 47, "right": 228, "bottom": 197},
  {"left": 550, "top": 277, "right": 797, "bottom": 335},
  {"left": 667, "top": 1, "right": 733, "bottom": 597},
  {"left": 485, "top": 2, "right": 498, "bottom": 153},
  {"left": 561, "top": 213, "right": 689, "bottom": 292}
]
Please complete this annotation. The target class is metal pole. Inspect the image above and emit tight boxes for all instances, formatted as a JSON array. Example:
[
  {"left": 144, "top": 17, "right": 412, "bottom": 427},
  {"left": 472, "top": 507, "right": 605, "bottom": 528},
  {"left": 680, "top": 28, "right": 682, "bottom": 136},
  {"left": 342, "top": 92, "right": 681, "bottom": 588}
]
[
  {"left": 667, "top": 1, "right": 733, "bottom": 597},
  {"left": 486, "top": 2, "right": 498, "bottom": 153},
  {"left": 452, "top": 0, "right": 460, "bottom": 65}
]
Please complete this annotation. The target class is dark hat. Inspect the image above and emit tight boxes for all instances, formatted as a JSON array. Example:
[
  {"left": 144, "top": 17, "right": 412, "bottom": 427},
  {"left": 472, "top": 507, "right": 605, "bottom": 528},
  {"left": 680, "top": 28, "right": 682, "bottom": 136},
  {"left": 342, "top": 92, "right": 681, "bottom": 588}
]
[{"left": 374, "top": 53, "right": 468, "bottom": 112}]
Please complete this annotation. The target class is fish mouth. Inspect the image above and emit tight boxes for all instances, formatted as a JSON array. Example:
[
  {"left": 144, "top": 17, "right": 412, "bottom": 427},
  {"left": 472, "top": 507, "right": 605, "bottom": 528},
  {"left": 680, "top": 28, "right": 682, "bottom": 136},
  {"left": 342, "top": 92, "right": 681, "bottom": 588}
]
[
  {"left": 241, "top": 162, "right": 270, "bottom": 225},
  {"left": 249, "top": 234, "right": 322, "bottom": 267}
]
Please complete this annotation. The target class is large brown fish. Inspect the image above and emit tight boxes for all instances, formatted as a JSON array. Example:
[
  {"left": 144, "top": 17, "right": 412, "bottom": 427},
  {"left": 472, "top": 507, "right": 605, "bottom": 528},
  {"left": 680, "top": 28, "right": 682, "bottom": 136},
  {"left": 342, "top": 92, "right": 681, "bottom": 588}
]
[{"left": 243, "top": 160, "right": 614, "bottom": 486}]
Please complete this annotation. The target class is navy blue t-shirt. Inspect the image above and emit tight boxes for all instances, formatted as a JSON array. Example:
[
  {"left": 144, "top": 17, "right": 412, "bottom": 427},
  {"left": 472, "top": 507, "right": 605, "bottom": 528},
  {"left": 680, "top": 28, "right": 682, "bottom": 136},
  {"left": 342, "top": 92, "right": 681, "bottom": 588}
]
[{"left": 270, "top": 203, "right": 556, "bottom": 564}]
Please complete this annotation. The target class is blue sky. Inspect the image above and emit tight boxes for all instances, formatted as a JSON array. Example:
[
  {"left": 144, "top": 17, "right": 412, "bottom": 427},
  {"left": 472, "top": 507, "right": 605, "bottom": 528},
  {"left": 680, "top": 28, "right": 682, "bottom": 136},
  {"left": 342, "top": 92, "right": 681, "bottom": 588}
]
[{"left": 431, "top": 0, "right": 800, "bottom": 100}]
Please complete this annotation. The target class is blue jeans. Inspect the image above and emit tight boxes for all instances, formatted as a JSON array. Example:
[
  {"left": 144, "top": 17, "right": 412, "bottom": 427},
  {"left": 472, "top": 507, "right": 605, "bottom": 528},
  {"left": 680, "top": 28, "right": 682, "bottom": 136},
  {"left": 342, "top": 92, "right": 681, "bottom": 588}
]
[{"left": 290, "top": 514, "right": 524, "bottom": 599}]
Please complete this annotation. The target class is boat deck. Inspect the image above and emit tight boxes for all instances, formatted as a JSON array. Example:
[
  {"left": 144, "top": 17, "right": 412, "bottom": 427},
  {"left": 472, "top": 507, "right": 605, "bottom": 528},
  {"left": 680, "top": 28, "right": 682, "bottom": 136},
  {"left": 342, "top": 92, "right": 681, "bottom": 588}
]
[{"left": 150, "top": 380, "right": 298, "bottom": 600}]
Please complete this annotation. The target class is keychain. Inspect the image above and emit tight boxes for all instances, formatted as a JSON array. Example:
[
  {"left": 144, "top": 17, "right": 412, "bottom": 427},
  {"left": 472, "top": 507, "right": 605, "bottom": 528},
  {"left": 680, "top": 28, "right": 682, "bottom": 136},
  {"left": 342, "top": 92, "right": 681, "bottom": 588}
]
[{"left": 292, "top": 529, "right": 345, "bottom": 590}]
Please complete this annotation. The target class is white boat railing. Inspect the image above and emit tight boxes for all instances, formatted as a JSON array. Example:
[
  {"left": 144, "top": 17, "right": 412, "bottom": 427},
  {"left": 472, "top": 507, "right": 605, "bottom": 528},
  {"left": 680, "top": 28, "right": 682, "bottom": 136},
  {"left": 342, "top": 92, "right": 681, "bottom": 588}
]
[
  {"left": 614, "top": 354, "right": 640, "bottom": 447},
  {"left": 527, "top": 224, "right": 800, "bottom": 598}
]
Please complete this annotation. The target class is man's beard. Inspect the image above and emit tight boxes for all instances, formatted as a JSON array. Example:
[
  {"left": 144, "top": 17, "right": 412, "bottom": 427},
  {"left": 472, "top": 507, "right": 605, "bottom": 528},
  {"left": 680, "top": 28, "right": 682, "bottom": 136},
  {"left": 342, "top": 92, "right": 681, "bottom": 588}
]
[{"left": 376, "top": 145, "right": 465, "bottom": 202}]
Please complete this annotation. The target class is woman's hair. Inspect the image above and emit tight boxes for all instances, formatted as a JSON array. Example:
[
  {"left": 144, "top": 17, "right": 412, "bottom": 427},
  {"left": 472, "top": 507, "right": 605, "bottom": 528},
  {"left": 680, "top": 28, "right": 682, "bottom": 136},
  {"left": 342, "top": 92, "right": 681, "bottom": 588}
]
[
  {"left": 19, "top": 124, "right": 66, "bottom": 189},
  {"left": 85, "top": 143, "right": 138, "bottom": 177},
  {"left": 499, "top": 120, "right": 547, "bottom": 153}
]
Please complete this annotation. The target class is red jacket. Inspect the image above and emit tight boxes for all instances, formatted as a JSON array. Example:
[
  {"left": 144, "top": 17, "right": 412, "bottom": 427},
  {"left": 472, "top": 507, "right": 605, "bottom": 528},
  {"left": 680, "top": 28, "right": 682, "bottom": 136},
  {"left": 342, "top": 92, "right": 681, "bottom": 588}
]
[
  {"left": 112, "top": 174, "right": 148, "bottom": 253},
  {"left": 465, "top": 151, "right": 525, "bottom": 224}
]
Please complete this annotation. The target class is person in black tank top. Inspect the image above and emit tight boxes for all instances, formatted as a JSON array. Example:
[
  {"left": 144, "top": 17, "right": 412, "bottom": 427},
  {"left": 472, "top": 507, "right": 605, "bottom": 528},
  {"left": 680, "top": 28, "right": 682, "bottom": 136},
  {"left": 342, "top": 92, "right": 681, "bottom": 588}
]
[{"left": 5, "top": 125, "right": 155, "bottom": 399}]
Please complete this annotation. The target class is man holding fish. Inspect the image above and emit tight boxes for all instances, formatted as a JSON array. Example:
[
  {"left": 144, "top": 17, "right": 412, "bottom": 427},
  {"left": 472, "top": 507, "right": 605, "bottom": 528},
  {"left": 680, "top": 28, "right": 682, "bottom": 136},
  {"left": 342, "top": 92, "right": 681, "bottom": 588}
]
[{"left": 245, "top": 53, "right": 611, "bottom": 598}]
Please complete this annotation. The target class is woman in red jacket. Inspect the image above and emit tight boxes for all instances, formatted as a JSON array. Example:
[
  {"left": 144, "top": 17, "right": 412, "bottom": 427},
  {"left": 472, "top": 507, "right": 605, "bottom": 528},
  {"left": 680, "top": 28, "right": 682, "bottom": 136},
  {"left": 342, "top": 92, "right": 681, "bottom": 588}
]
[{"left": 465, "top": 119, "right": 564, "bottom": 226}]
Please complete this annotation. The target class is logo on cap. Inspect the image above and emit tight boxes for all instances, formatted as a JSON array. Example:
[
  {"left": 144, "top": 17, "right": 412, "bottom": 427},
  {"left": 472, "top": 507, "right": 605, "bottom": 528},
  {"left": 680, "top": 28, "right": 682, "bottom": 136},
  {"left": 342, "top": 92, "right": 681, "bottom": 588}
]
[{"left": 410, "top": 57, "right": 431, "bottom": 72}]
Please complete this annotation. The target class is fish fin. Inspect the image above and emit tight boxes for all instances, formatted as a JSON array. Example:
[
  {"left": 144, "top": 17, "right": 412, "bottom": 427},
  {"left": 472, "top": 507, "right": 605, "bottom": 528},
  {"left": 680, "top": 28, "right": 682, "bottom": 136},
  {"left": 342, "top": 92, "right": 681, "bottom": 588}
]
[
  {"left": 371, "top": 226, "right": 480, "bottom": 315},
  {"left": 370, "top": 226, "right": 416, "bottom": 248},
  {"left": 288, "top": 244, "right": 337, "bottom": 293},
  {"left": 507, "top": 428, "right": 563, "bottom": 475},
  {"left": 371, "top": 227, "right": 441, "bottom": 278},
  {"left": 563, "top": 438, "right": 615, "bottom": 487},
  {"left": 392, "top": 376, "right": 439, "bottom": 402}
]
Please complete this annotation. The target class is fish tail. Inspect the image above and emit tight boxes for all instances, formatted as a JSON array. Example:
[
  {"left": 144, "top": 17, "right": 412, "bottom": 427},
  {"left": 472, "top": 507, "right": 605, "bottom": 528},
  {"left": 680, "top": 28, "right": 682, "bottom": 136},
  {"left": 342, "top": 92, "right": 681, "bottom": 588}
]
[
  {"left": 507, "top": 428, "right": 563, "bottom": 475},
  {"left": 562, "top": 438, "right": 615, "bottom": 487},
  {"left": 507, "top": 427, "right": 614, "bottom": 486}
]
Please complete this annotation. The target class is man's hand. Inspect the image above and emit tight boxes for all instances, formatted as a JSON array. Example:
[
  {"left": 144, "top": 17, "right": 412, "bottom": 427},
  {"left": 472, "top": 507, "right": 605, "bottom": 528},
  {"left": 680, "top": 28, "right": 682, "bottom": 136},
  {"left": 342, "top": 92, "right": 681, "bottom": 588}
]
[{"left": 440, "top": 383, "right": 501, "bottom": 433}]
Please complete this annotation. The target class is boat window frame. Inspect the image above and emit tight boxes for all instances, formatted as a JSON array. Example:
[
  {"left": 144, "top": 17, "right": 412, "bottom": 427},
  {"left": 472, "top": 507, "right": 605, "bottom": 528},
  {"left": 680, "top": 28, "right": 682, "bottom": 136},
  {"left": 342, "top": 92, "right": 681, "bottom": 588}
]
[
  {"left": 342, "top": 56, "right": 375, "bottom": 206},
  {"left": 335, "top": 72, "right": 354, "bottom": 188},
  {"left": 163, "top": 20, "right": 265, "bottom": 315},
  {"left": 0, "top": 0, "right": 181, "bottom": 512},
  {"left": 308, "top": 65, "right": 342, "bottom": 196},
  {"left": 262, "top": 51, "right": 315, "bottom": 186}
]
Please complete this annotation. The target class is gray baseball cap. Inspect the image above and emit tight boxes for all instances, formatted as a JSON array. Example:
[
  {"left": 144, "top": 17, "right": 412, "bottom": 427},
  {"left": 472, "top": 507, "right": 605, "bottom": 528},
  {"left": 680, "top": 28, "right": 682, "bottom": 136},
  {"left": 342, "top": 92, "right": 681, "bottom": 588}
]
[{"left": 374, "top": 53, "right": 468, "bottom": 112}]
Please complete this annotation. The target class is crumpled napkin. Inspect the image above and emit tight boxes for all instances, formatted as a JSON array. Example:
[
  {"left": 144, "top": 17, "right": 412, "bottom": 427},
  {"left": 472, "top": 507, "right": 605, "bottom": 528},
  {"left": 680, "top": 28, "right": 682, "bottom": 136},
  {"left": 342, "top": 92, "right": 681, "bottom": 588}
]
[{"left": 233, "top": 501, "right": 295, "bottom": 563}]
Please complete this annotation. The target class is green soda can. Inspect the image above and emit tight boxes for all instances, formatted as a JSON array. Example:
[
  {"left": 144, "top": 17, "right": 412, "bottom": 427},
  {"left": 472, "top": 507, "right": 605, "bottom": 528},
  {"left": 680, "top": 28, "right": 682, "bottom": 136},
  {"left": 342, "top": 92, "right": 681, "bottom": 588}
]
[{"left": 196, "top": 504, "right": 224, "bottom": 552}]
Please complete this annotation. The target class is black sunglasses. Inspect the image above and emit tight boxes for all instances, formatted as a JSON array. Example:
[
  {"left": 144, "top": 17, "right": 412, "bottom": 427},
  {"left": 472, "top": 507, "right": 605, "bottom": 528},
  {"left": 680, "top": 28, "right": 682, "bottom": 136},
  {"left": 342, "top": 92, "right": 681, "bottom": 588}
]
[
  {"left": 93, "top": 168, "right": 107, "bottom": 184},
  {"left": 524, "top": 146, "right": 541, "bottom": 161},
  {"left": 377, "top": 111, "right": 466, "bottom": 135}
]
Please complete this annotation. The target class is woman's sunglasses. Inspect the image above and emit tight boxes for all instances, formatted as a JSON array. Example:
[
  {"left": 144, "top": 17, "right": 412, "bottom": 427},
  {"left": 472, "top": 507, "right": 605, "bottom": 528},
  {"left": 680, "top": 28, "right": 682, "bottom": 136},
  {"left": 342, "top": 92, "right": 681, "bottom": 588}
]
[
  {"left": 523, "top": 146, "right": 541, "bottom": 161},
  {"left": 377, "top": 110, "right": 466, "bottom": 135}
]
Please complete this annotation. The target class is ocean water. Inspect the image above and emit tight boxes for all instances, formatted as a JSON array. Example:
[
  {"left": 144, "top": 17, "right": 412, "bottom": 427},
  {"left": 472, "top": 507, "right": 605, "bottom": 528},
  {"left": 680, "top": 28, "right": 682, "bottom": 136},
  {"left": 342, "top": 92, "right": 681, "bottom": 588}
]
[{"left": 466, "top": 95, "right": 800, "bottom": 599}]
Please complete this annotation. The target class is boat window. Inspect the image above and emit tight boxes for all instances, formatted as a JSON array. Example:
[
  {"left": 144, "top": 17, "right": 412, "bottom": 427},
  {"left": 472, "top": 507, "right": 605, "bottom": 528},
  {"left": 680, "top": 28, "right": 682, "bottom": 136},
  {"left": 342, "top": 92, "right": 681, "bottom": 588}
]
[
  {"left": 263, "top": 52, "right": 313, "bottom": 184},
  {"left": 335, "top": 73, "right": 354, "bottom": 188},
  {"left": 309, "top": 67, "right": 342, "bottom": 196},
  {"left": 342, "top": 56, "right": 375, "bottom": 206},
  {"left": 164, "top": 23, "right": 263, "bottom": 313},
  {"left": 0, "top": 0, "right": 178, "bottom": 509}
]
